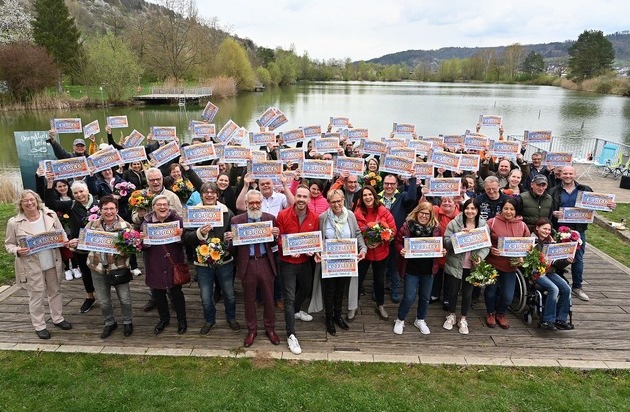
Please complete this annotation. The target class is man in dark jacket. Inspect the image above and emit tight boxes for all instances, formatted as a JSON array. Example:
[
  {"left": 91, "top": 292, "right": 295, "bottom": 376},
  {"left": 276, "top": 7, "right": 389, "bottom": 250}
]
[
  {"left": 47, "top": 130, "right": 87, "bottom": 159},
  {"left": 517, "top": 175, "right": 553, "bottom": 232},
  {"left": 474, "top": 176, "right": 508, "bottom": 221}
]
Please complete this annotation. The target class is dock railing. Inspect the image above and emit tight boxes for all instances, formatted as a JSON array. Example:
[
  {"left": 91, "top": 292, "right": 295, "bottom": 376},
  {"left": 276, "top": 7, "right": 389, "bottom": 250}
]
[{"left": 150, "top": 87, "right": 212, "bottom": 95}]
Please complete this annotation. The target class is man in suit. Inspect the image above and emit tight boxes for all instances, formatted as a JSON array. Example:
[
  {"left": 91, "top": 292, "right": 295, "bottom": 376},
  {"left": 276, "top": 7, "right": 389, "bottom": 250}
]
[{"left": 231, "top": 189, "right": 281, "bottom": 348}]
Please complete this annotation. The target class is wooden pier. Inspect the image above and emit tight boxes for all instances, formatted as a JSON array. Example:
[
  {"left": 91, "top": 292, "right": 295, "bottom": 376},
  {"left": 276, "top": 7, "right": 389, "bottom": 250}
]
[{"left": 133, "top": 87, "right": 212, "bottom": 104}]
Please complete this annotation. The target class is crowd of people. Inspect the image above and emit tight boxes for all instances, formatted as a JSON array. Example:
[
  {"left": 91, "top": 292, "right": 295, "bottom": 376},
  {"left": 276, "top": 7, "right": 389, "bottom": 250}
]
[{"left": 5, "top": 121, "right": 616, "bottom": 355}]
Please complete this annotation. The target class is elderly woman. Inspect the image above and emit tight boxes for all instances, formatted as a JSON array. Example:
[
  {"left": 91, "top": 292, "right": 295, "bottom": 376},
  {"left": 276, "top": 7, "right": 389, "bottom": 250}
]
[
  {"left": 5, "top": 190, "right": 72, "bottom": 339},
  {"left": 183, "top": 182, "right": 240, "bottom": 335},
  {"left": 485, "top": 197, "right": 530, "bottom": 329},
  {"left": 393, "top": 201, "right": 445, "bottom": 335},
  {"left": 141, "top": 195, "right": 188, "bottom": 334},
  {"left": 73, "top": 195, "right": 134, "bottom": 338},
  {"left": 353, "top": 185, "right": 397, "bottom": 321},
  {"left": 44, "top": 175, "right": 98, "bottom": 314}
]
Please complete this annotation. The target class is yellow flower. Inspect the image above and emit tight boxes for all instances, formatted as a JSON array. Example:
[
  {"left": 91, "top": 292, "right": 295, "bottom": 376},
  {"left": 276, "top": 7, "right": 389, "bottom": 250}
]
[
  {"left": 198, "top": 244, "right": 210, "bottom": 256},
  {"left": 210, "top": 237, "right": 221, "bottom": 244},
  {"left": 63, "top": 214, "right": 69, "bottom": 219},
  {"left": 210, "top": 250, "right": 221, "bottom": 261},
  {"left": 186, "top": 181, "right": 194, "bottom": 189},
  {"left": 172, "top": 185, "right": 179, "bottom": 192}
]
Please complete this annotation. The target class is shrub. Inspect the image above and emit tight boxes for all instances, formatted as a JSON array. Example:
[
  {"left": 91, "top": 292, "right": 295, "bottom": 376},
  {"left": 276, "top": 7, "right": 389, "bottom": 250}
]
[
  {"left": 0, "top": 41, "right": 60, "bottom": 101},
  {"left": 200, "top": 76, "right": 237, "bottom": 98}
]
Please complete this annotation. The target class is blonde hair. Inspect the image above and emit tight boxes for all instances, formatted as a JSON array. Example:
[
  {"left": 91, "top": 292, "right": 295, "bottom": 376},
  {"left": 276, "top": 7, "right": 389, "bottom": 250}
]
[
  {"left": 16, "top": 190, "right": 44, "bottom": 214},
  {"left": 406, "top": 201, "right": 438, "bottom": 226}
]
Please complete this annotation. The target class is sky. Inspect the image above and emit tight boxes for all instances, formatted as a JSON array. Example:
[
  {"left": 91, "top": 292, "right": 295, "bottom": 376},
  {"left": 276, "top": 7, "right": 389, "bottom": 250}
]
[{"left": 193, "top": 0, "right": 630, "bottom": 61}]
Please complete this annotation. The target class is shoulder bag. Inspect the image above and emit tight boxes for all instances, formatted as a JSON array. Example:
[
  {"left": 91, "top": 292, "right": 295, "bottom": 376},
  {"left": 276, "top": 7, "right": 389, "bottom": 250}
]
[{"left": 162, "top": 245, "right": 191, "bottom": 285}]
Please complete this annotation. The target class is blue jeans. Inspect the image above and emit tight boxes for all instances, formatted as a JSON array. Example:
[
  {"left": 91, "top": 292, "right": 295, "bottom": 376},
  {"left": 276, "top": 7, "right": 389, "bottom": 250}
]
[
  {"left": 196, "top": 262, "right": 236, "bottom": 324},
  {"left": 571, "top": 231, "right": 586, "bottom": 289},
  {"left": 397, "top": 273, "right": 433, "bottom": 321},
  {"left": 536, "top": 273, "right": 571, "bottom": 323},
  {"left": 484, "top": 270, "right": 517, "bottom": 315}
]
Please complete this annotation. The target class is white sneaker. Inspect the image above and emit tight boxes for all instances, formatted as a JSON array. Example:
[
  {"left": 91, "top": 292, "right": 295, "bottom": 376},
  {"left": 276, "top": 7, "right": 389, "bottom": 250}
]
[
  {"left": 346, "top": 309, "right": 356, "bottom": 322},
  {"left": 294, "top": 311, "right": 313, "bottom": 322},
  {"left": 393, "top": 319, "right": 405, "bottom": 335},
  {"left": 64, "top": 270, "right": 74, "bottom": 281},
  {"left": 131, "top": 268, "right": 142, "bottom": 276},
  {"left": 572, "top": 288, "right": 590, "bottom": 301},
  {"left": 287, "top": 334, "right": 302, "bottom": 355},
  {"left": 72, "top": 268, "right": 82, "bottom": 279},
  {"left": 414, "top": 319, "right": 430, "bottom": 335},
  {"left": 458, "top": 319, "right": 469, "bottom": 335},
  {"left": 443, "top": 313, "right": 456, "bottom": 330}
]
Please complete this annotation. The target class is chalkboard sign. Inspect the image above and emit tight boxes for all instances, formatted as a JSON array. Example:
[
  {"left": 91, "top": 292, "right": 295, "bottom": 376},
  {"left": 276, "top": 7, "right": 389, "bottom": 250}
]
[{"left": 14, "top": 131, "right": 55, "bottom": 191}]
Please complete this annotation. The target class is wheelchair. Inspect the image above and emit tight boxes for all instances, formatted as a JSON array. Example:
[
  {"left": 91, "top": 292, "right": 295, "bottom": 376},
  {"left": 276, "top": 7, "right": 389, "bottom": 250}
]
[{"left": 511, "top": 268, "right": 573, "bottom": 327}]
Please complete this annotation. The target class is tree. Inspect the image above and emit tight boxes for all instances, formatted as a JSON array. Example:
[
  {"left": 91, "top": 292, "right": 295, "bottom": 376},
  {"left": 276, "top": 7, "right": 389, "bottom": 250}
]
[
  {"left": 503, "top": 43, "right": 525, "bottom": 80},
  {"left": 214, "top": 37, "right": 255, "bottom": 90},
  {"left": 568, "top": 30, "right": 615, "bottom": 81},
  {"left": 0, "top": 0, "right": 33, "bottom": 44},
  {"left": 0, "top": 42, "right": 59, "bottom": 101},
  {"left": 521, "top": 51, "right": 545, "bottom": 78},
  {"left": 84, "top": 34, "right": 143, "bottom": 102},
  {"left": 31, "top": 0, "right": 82, "bottom": 77}
]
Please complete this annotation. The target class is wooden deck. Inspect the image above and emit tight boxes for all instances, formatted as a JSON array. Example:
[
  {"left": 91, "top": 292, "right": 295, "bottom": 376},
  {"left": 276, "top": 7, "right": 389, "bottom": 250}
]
[{"left": 1, "top": 245, "right": 629, "bottom": 365}]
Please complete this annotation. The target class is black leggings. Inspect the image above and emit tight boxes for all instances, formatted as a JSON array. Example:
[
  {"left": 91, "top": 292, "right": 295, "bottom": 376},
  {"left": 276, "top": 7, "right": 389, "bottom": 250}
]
[
  {"left": 446, "top": 269, "right": 473, "bottom": 316},
  {"left": 74, "top": 252, "right": 94, "bottom": 294}
]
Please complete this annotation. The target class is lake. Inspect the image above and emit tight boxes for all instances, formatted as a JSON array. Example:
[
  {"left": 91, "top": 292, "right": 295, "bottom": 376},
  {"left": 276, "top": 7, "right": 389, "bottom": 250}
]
[{"left": 2, "top": 81, "right": 630, "bottom": 169}]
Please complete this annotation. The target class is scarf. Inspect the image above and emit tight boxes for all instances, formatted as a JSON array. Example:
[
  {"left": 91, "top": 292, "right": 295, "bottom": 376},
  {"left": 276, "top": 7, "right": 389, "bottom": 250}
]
[
  {"left": 326, "top": 207, "right": 349, "bottom": 239},
  {"left": 407, "top": 219, "right": 435, "bottom": 238}
]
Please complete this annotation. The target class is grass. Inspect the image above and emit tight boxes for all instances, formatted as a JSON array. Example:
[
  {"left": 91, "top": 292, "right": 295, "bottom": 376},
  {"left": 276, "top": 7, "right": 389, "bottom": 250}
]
[
  {"left": 0, "top": 202, "right": 16, "bottom": 285},
  {"left": 0, "top": 352, "right": 628, "bottom": 411},
  {"left": 589, "top": 203, "right": 630, "bottom": 267}
]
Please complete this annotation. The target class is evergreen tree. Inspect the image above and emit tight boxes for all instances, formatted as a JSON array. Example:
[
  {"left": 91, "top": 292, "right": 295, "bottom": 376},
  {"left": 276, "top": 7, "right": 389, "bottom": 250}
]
[
  {"left": 521, "top": 51, "right": 545, "bottom": 78},
  {"left": 568, "top": 30, "right": 615, "bottom": 81},
  {"left": 31, "top": 0, "right": 82, "bottom": 76}
]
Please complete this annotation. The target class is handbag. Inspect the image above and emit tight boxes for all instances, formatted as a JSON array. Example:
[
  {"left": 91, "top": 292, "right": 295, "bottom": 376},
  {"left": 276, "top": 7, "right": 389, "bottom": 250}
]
[
  {"left": 162, "top": 245, "right": 191, "bottom": 285},
  {"left": 107, "top": 268, "right": 132, "bottom": 286}
]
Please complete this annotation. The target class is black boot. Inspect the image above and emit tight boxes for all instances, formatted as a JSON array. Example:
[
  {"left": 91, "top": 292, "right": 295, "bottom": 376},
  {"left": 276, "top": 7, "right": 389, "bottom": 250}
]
[{"left": 326, "top": 318, "right": 336, "bottom": 336}]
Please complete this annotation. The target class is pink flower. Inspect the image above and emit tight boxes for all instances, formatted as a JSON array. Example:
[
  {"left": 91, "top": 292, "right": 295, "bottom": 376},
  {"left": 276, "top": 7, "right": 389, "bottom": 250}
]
[
  {"left": 119, "top": 190, "right": 127, "bottom": 197},
  {"left": 558, "top": 226, "right": 570, "bottom": 233},
  {"left": 123, "top": 232, "right": 131, "bottom": 240},
  {"left": 88, "top": 214, "right": 98, "bottom": 221},
  {"left": 570, "top": 231, "right": 580, "bottom": 241},
  {"left": 115, "top": 183, "right": 121, "bottom": 189}
]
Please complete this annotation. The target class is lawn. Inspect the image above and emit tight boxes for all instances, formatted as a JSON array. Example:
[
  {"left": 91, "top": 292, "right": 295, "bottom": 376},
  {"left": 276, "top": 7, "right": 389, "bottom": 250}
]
[
  {"left": 0, "top": 352, "right": 628, "bottom": 411},
  {"left": 0, "top": 202, "right": 16, "bottom": 285}
]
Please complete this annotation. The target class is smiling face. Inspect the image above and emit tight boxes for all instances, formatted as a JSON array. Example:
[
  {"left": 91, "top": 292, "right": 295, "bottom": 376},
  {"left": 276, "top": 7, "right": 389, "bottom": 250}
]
[
  {"left": 463, "top": 202, "right": 479, "bottom": 221},
  {"left": 362, "top": 188, "right": 375, "bottom": 208},
  {"left": 55, "top": 181, "right": 68, "bottom": 196},
  {"left": 561, "top": 166, "right": 576, "bottom": 185},
  {"left": 246, "top": 192, "right": 263, "bottom": 219},
  {"left": 152, "top": 198, "right": 170, "bottom": 220},
  {"left": 501, "top": 201, "right": 516, "bottom": 220},
  {"left": 216, "top": 175, "right": 229, "bottom": 190},
  {"left": 309, "top": 183, "right": 321, "bottom": 198},
  {"left": 294, "top": 187, "right": 310, "bottom": 212},
  {"left": 170, "top": 166, "right": 182, "bottom": 180},
  {"left": 498, "top": 160, "right": 511, "bottom": 177},
  {"left": 345, "top": 175, "right": 359, "bottom": 193},
  {"left": 416, "top": 206, "right": 431, "bottom": 225},
  {"left": 531, "top": 180, "right": 548, "bottom": 196},
  {"left": 73, "top": 143, "right": 86, "bottom": 154},
  {"left": 329, "top": 193, "right": 344, "bottom": 215},
  {"left": 101, "top": 168, "right": 114, "bottom": 180},
  {"left": 259, "top": 179, "right": 274, "bottom": 197},
  {"left": 531, "top": 153, "right": 543, "bottom": 168},
  {"left": 72, "top": 185, "right": 88, "bottom": 203},
  {"left": 536, "top": 222, "right": 552, "bottom": 240},
  {"left": 130, "top": 162, "right": 143, "bottom": 172},
  {"left": 201, "top": 188, "right": 218, "bottom": 205},
  {"left": 100, "top": 201, "right": 118, "bottom": 223},
  {"left": 20, "top": 193, "right": 39, "bottom": 213},
  {"left": 383, "top": 175, "right": 397, "bottom": 196},
  {"left": 367, "top": 159, "right": 379, "bottom": 172},
  {"left": 484, "top": 181, "right": 500, "bottom": 201},
  {"left": 508, "top": 170, "right": 522, "bottom": 187},
  {"left": 147, "top": 172, "right": 163, "bottom": 193}
]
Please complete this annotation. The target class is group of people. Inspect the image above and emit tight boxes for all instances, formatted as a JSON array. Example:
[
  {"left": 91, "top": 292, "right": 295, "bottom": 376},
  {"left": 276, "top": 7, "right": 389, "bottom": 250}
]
[{"left": 5, "top": 122, "right": 615, "bottom": 355}]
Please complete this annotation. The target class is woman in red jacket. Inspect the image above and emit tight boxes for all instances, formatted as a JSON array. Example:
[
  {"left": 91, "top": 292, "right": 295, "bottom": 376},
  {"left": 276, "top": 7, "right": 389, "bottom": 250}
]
[
  {"left": 354, "top": 185, "right": 396, "bottom": 321},
  {"left": 485, "top": 197, "right": 530, "bottom": 329}
]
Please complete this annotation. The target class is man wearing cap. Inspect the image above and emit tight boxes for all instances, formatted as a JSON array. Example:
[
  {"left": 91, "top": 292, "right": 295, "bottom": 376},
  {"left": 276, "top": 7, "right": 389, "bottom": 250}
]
[
  {"left": 516, "top": 175, "right": 553, "bottom": 232},
  {"left": 47, "top": 130, "right": 88, "bottom": 159}
]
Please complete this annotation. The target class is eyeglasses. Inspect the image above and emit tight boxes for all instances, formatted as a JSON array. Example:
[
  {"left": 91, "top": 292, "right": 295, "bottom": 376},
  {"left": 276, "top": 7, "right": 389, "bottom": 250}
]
[
  {"left": 383, "top": 182, "right": 396, "bottom": 186},
  {"left": 148, "top": 178, "right": 162, "bottom": 182},
  {"left": 329, "top": 200, "right": 343, "bottom": 205},
  {"left": 418, "top": 212, "right": 430, "bottom": 217},
  {"left": 248, "top": 201, "right": 262, "bottom": 206}
]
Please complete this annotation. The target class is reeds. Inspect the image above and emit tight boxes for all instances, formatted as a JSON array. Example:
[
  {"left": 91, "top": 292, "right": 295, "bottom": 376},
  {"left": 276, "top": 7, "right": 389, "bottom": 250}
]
[
  {"left": 0, "top": 174, "right": 20, "bottom": 204},
  {"left": 200, "top": 76, "right": 237, "bottom": 98},
  {"left": 0, "top": 92, "right": 92, "bottom": 111}
]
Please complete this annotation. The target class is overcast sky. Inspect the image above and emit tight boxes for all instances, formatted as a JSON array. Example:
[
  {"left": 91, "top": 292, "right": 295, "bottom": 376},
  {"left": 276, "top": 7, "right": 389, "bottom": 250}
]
[{"left": 195, "top": 0, "right": 629, "bottom": 61}]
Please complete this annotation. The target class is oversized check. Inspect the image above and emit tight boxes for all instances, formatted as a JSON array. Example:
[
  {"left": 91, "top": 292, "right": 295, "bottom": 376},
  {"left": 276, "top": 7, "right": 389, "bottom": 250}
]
[
  {"left": 232, "top": 220, "right": 274, "bottom": 246},
  {"left": 281, "top": 231, "right": 323, "bottom": 256},
  {"left": 183, "top": 205, "right": 224, "bottom": 228},
  {"left": 279, "top": 148, "right": 304, "bottom": 165},
  {"left": 347, "top": 128, "right": 368, "bottom": 141},
  {"left": 151, "top": 126, "right": 177, "bottom": 141},
  {"left": 497, "top": 237, "right": 535, "bottom": 257},
  {"left": 256, "top": 107, "right": 279, "bottom": 127},
  {"left": 361, "top": 140, "right": 387, "bottom": 156},
  {"left": 543, "top": 152, "right": 573, "bottom": 167},
  {"left": 392, "top": 122, "right": 415, "bottom": 136},
  {"left": 322, "top": 238, "right": 358, "bottom": 260},
  {"left": 463, "top": 135, "right": 489, "bottom": 151},
  {"left": 217, "top": 120, "right": 239, "bottom": 143},
  {"left": 408, "top": 140, "right": 433, "bottom": 156},
  {"left": 107, "top": 116, "right": 128, "bottom": 128},
  {"left": 192, "top": 165, "right": 219, "bottom": 182},
  {"left": 384, "top": 138, "right": 406, "bottom": 148},
  {"left": 149, "top": 141, "right": 180, "bottom": 167},
  {"left": 388, "top": 147, "right": 417, "bottom": 159},
  {"left": 479, "top": 115, "right": 502, "bottom": 127},
  {"left": 249, "top": 131, "right": 276, "bottom": 146},
  {"left": 19, "top": 229, "right": 66, "bottom": 255},
  {"left": 404, "top": 237, "right": 443, "bottom": 258},
  {"left": 124, "top": 129, "right": 145, "bottom": 148},
  {"left": 543, "top": 242, "right": 578, "bottom": 262},
  {"left": 524, "top": 130, "right": 552, "bottom": 143},
  {"left": 302, "top": 159, "right": 333, "bottom": 179},
  {"left": 301, "top": 125, "right": 321, "bottom": 140},
  {"left": 430, "top": 150, "right": 461, "bottom": 172},
  {"left": 489, "top": 140, "right": 520, "bottom": 159},
  {"left": 443, "top": 135, "right": 465, "bottom": 149},
  {"left": 119, "top": 146, "right": 147, "bottom": 164},
  {"left": 414, "top": 162, "right": 434, "bottom": 179},
  {"left": 45, "top": 157, "right": 90, "bottom": 179},
  {"left": 423, "top": 136, "right": 444, "bottom": 147},
  {"left": 231, "top": 127, "right": 248, "bottom": 146},
  {"left": 575, "top": 191, "right": 615, "bottom": 212},
  {"left": 330, "top": 117, "right": 349, "bottom": 127},
  {"left": 251, "top": 150, "right": 267, "bottom": 163},
  {"left": 201, "top": 101, "right": 219, "bottom": 122},
  {"left": 280, "top": 129, "right": 305, "bottom": 146},
  {"left": 223, "top": 145, "right": 251, "bottom": 165},
  {"left": 180, "top": 141, "right": 217, "bottom": 165},
  {"left": 267, "top": 112, "right": 288, "bottom": 131},
  {"left": 452, "top": 226, "right": 492, "bottom": 254},
  {"left": 380, "top": 154, "right": 414, "bottom": 175},
  {"left": 51, "top": 118, "right": 82, "bottom": 134},
  {"left": 248, "top": 160, "right": 283, "bottom": 180},
  {"left": 558, "top": 207, "right": 594, "bottom": 224},
  {"left": 87, "top": 146, "right": 123, "bottom": 173},
  {"left": 425, "top": 178, "right": 461, "bottom": 197},
  {"left": 324, "top": 131, "right": 342, "bottom": 140},
  {"left": 83, "top": 120, "right": 100, "bottom": 138},
  {"left": 77, "top": 229, "right": 118, "bottom": 253},
  {"left": 335, "top": 156, "right": 364, "bottom": 175},
  {"left": 322, "top": 259, "right": 358, "bottom": 278},
  {"left": 193, "top": 123, "right": 216, "bottom": 138},
  {"left": 459, "top": 154, "right": 481, "bottom": 171},
  {"left": 314, "top": 137, "right": 340, "bottom": 154},
  {"left": 142, "top": 221, "right": 181, "bottom": 245}
]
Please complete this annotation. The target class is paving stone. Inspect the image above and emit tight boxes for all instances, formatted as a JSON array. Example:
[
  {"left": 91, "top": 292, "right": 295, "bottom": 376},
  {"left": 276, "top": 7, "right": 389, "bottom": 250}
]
[
  {"left": 465, "top": 356, "right": 514, "bottom": 366},
  {"left": 328, "top": 352, "right": 374, "bottom": 362},
  {"left": 13, "top": 343, "right": 59, "bottom": 352},
  {"left": 56, "top": 345, "right": 104, "bottom": 354},
  {"left": 146, "top": 348, "right": 192, "bottom": 356},
  {"left": 557, "top": 359, "right": 609, "bottom": 369},
  {"left": 373, "top": 354, "right": 420, "bottom": 364},
  {"left": 420, "top": 355, "right": 467, "bottom": 365},
  {"left": 603, "top": 361, "right": 630, "bottom": 369},
  {"left": 282, "top": 351, "right": 328, "bottom": 361},
  {"left": 190, "top": 348, "right": 232, "bottom": 358},
  {"left": 101, "top": 346, "right": 148, "bottom": 355},
  {"left": 511, "top": 358, "right": 561, "bottom": 367}
]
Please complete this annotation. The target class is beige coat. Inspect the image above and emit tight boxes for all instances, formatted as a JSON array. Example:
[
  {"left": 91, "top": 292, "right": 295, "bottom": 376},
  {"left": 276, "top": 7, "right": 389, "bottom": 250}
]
[{"left": 5, "top": 207, "right": 65, "bottom": 291}]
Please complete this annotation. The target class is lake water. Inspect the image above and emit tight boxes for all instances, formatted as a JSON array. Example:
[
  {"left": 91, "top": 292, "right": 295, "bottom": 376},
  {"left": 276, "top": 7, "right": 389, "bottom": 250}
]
[{"left": 2, "top": 81, "right": 630, "bottom": 169}]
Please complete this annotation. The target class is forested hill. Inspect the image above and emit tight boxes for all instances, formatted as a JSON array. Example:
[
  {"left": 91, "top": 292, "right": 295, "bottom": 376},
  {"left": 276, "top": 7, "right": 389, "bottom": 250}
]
[{"left": 367, "top": 31, "right": 630, "bottom": 65}]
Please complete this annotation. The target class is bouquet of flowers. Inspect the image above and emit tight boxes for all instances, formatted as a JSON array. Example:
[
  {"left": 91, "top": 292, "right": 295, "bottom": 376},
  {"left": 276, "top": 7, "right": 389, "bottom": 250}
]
[
  {"left": 554, "top": 226, "right": 583, "bottom": 249},
  {"left": 113, "top": 181, "right": 136, "bottom": 198},
  {"left": 362, "top": 172, "right": 382, "bottom": 191},
  {"left": 517, "top": 247, "right": 550, "bottom": 281},
  {"left": 83, "top": 205, "right": 101, "bottom": 224},
  {"left": 362, "top": 221, "right": 394, "bottom": 246},
  {"left": 465, "top": 258, "right": 499, "bottom": 287},
  {"left": 196, "top": 238, "right": 229, "bottom": 266},
  {"left": 128, "top": 190, "right": 154, "bottom": 212},
  {"left": 171, "top": 178, "right": 194, "bottom": 202},
  {"left": 56, "top": 211, "right": 70, "bottom": 226},
  {"left": 114, "top": 228, "right": 143, "bottom": 255}
]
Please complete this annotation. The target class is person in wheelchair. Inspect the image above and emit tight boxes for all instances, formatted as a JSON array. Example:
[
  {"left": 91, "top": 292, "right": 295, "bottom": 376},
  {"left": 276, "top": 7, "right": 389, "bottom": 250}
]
[{"left": 531, "top": 218, "right": 574, "bottom": 331}]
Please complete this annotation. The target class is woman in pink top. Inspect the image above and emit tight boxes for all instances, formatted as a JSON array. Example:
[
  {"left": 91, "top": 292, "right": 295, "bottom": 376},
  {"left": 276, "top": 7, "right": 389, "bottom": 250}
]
[{"left": 290, "top": 179, "right": 329, "bottom": 215}]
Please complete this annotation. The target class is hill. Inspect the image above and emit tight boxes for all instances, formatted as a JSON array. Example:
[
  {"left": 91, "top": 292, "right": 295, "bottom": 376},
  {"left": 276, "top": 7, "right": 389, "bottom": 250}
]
[{"left": 367, "top": 31, "right": 630, "bottom": 66}]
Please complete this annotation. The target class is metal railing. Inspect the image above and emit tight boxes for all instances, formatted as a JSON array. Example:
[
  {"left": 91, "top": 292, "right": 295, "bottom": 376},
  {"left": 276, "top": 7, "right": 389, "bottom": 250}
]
[
  {"left": 507, "top": 135, "right": 630, "bottom": 164},
  {"left": 150, "top": 87, "right": 212, "bottom": 95}
]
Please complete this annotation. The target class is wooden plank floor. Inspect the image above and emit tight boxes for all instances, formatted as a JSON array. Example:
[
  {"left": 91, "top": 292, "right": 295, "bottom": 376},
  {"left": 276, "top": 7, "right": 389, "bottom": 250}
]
[{"left": 1, "top": 246, "right": 629, "bottom": 363}]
